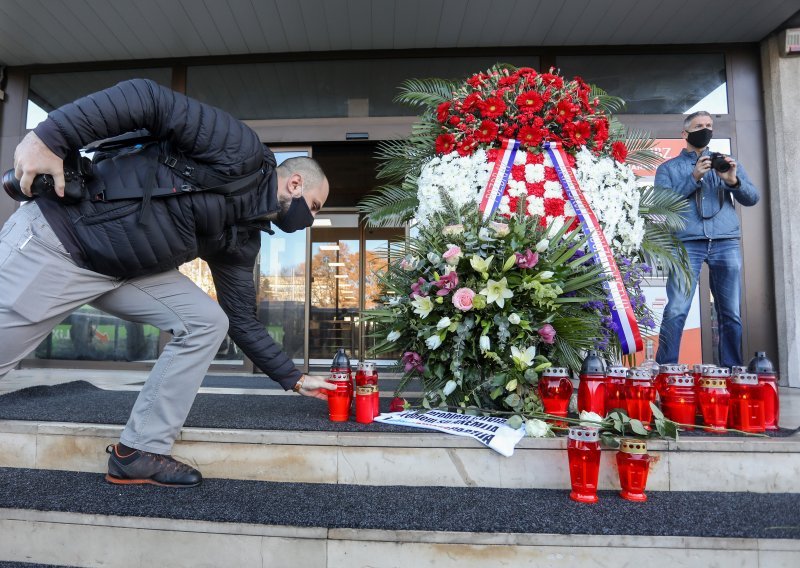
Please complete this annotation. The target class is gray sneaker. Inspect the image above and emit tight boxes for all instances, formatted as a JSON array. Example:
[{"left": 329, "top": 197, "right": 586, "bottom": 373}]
[{"left": 105, "top": 444, "right": 202, "bottom": 487}]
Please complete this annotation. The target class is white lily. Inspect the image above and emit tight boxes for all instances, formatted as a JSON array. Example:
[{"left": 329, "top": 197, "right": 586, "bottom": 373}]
[
  {"left": 411, "top": 295, "right": 434, "bottom": 319},
  {"left": 480, "top": 277, "right": 514, "bottom": 308},
  {"left": 436, "top": 317, "right": 452, "bottom": 330},
  {"left": 443, "top": 380, "right": 458, "bottom": 395},
  {"left": 387, "top": 330, "right": 401, "bottom": 342},
  {"left": 535, "top": 238, "right": 550, "bottom": 253},
  {"left": 425, "top": 334, "right": 443, "bottom": 350},
  {"left": 470, "top": 254, "right": 493, "bottom": 273},
  {"left": 479, "top": 335, "right": 491, "bottom": 352},
  {"left": 510, "top": 345, "right": 537, "bottom": 368}
]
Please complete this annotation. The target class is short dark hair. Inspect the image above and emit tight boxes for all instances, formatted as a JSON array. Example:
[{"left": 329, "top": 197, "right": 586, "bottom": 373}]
[
  {"left": 276, "top": 157, "right": 326, "bottom": 189},
  {"left": 683, "top": 111, "right": 712, "bottom": 131}
]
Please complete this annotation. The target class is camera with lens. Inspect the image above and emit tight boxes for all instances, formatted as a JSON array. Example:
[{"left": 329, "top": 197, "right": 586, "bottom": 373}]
[
  {"left": 708, "top": 152, "right": 731, "bottom": 173},
  {"left": 2, "top": 151, "right": 91, "bottom": 205}
]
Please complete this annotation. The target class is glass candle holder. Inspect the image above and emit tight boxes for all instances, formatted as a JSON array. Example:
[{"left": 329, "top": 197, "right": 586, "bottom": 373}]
[
  {"left": 757, "top": 372, "right": 780, "bottom": 431},
  {"left": 654, "top": 364, "right": 684, "bottom": 399},
  {"left": 327, "top": 371, "right": 353, "bottom": 422},
  {"left": 355, "top": 385, "right": 374, "bottom": 424},
  {"left": 624, "top": 368, "right": 655, "bottom": 428},
  {"left": 698, "top": 375, "right": 731, "bottom": 433},
  {"left": 567, "top": 426, "right": 601, "bottom": 504},
  {"left": 538, "top": 367, "right": 573, "bottom": 426},
  {"left": 728, "top": 373, "right": 765, "bottom": 433},
  {"left": 661, "top": 375, "right": 696, "bottom": 430},
  {"left": 578, "top": 372, "right": 608, "bottom": 417},
  {"left": 616, "top": 438, "right": 651, "bottom": 502},
  {"left": 356, "top": 361, "right": 380, "bottom": 417},
  {"left": 606, "top": 365, "right": 629, "bottom": 413}
]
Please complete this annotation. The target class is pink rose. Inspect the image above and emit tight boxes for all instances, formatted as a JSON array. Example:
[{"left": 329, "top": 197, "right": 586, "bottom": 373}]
[
  {"left": 452, "top": 287, "right": 476, "bottom": 311},
  {"left": 538, "top": 324, "right": 557, "bottom": 344},
  {"left": 442, "top": 245, "right": 463, "bottom": 266}
]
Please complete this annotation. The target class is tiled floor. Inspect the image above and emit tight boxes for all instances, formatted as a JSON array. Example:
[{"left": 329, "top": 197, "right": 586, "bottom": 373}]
[{"left": 2, "top": 367, "right": 799, "bottom": 429}]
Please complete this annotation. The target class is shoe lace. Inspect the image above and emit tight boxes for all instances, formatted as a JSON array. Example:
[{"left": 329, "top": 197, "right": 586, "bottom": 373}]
[{"left": 147, "top": 451, "right": 195, "bottom": 474}]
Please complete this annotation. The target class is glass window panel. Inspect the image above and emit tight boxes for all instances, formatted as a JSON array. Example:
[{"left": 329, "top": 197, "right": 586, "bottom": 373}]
[
  {"left": 27, "top": 68, "right": 173, "bottom": 129},
  {"left": 364, "top": 228, "right": 405, "bottom": 362},
  {"left": 29, "top": 306, "right": 159, "bottom": 362},
  {"left": 556, "top": 54, "right": 728, "bottom": 114},
  {"left": 187, "top": 56, "right": 538, "bottom": 119}
]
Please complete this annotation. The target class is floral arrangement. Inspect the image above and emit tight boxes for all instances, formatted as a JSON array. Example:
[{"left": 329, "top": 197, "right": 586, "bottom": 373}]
[{"left": 360, "top": 64, "right": 690, "bottom": 435}]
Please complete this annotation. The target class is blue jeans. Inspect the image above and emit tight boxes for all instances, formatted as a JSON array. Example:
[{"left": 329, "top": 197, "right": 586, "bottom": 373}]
[{"left": 656, "top": 238, "right": 743, "bottom": 368}]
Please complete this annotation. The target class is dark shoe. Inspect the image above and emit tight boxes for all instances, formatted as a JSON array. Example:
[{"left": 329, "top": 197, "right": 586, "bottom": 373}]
[{"left": 105, "top": 444, "right": 202, "bottom": 487}]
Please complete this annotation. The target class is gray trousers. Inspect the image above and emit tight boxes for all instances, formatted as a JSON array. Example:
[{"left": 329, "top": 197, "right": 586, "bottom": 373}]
[{"left": 0, "top": 202, "right": 229, "bottom": 454}]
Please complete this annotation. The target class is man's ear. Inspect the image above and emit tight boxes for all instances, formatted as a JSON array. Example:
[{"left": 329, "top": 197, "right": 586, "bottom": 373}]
[{"left": 287, "top": 173, "right": 303, "bottom": 198}]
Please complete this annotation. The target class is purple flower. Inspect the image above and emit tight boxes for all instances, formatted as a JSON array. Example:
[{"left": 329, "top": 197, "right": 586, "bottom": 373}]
[
  {"left": 434, "top": 271, "right": 459, "bottom": 296},
  {"left": 410, "top": 277, "right": 428, "bottom": 298},
  {"left": 515, "top": 249, "right": 539, "bottom": 269},
  {"left": 402, "top": 351, "right": 424, "bottom": 373},
  {"left": 640, "top": 263, "right": 652, "bottom": 274}
]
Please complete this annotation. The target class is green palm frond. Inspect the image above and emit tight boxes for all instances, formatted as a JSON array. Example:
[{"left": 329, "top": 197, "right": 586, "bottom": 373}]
[
  {"left": 590, "top": 85, "right": 626, "bottom": 115},
  {"left": 394, "top": 77, "right": 460, "bottom": 108},
  {"left": 375, "top": 138, "right": 436, "bottom": 182},
  {"left": 357, "top": 181, "right": 419, "bottom": 227},
  {"left": 639, "top": 186, "right": 688, "bottom": 231}
]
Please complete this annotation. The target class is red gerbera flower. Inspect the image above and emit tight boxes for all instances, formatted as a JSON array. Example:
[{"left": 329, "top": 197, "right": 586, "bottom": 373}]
[
  {"left": 456, "top": 136, "right": 478, "bottom": 157},
  {"left": 518, "top": 125, "right": 545, "bottom": 148},
  {"left": 611, "top": 141, "right": 629, "bottom": 163},
  {"left": 437, "top": 101, "right": 451, "bottom": 124},
  {"left": 515, "top": 90, "right": 545, "bottom": 113},
  {"left": 475, "top": 119, "right": 499, "bottom": 143},
  {"left": 564, "top": 121, "right": 592, "bottom": 146},
  {"left": 435, "top": 133, "right": 456, "bottom": 155},
  {"left": 554, "top": 99, "right": 578, "bottom": 123},
  {"left": 461, "top": 92, "right": 483, "bottom": 112},
  {"left": 480, "top": 96, "right": 507, "bottom": 118}
]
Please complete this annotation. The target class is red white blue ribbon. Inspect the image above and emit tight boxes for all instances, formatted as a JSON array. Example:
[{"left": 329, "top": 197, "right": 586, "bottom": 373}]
[
  {"left": 479, "top": 139, "right": 519, "bottom": 221},
  {"left": 544, "top": 141, "right": 643, "bottom": 355}
]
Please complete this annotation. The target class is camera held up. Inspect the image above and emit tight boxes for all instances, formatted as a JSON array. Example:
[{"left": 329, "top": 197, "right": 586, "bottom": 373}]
[
  {"left": 708, "top": 152, "right": 732, "bottom": 173},
  {"left": 2, "top": 151, "right": 91, "bottom": 205}
]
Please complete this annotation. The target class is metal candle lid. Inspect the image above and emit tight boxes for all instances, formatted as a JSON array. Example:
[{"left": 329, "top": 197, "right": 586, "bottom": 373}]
[
  {"left": 659, "top": 364, "right": 683, "bottom": 374},
  {"left": 666, "top": 375, "right": 694, "bottom": 387},
  {"left": 568, "top": 426, "right": 599, "bottom": 442},
  {"left": 542, "top": 366, "right": 569, "bottom": 377},
  {"left": 699, "top": 378, "right": 728, "bottom": 389},
  {"left": 607, "top": 365, "right": 629, "bottom": 378},
  {"left": 619, "top": 438, "right": 648, "bottom": 454},
  {"left": 627, "top": 368, "right": 652, "bottom": 381},
  {"left": 693, "top": 363, "right": 705, "bottom": 373},
  {"left": 731, "top": 365, "right": 748, "bottom": 377},
  {"left": 703, "top": 367, "right": 730, "bottom": 378},
  {"left": 731, "top": 373, "right": 759, "bottom": 386},
  {"left": 330, "top": 371, "right": 351, "bottom": 382},
  {"left": 359, "top": 361, "right": 376, "bottom": 372}
]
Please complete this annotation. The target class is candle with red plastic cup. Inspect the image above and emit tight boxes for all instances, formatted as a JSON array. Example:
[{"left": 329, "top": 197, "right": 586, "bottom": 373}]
[
  {"left": 616, "top": 439, "right": 651, "bottom": 502},
  {"left": 538, "top": 367, "right": 573, "bottom": 425},
  {"left": 728, "top": 373, "right": 765, "bottom": 433},
  {"left": 355, "top": 385, "right": 374, "bottom": 424},
  {"left": 331, "top": 347, "right": 353, "bottom": 400},
  {"left": 327, "top": 371, "right": 352, "bottom": 422},
  {"left": 567, "top": 426, "right": 601, "bottom": 504},
  {"left": 654, "top": 364, "right": 683, "bottom": 400},
  {"left": 695, "top": 365, "right": 716, "bottom": 418},
  {"left": 697, "top": 370, "right": 731, "bottom": 433},
  {"left": 748, "top": 351, "right": 780, "bottom": 431},
  {"left": 625, "top": 368, "right": 655, "bottom": 427},
  {"left": 606, "top": 365, "right": 628, "bottom": 412},
  {"left": 660, "top": 375, "right": 696, "bottom": 430},
  {"left": 692, "top": 364, "right": 704, "bottom": 383},
  {"left": 578, "top": 351, "right": 607, "bottom": 417},
  {"left": 355, "top": 361, "right": 380, "bottom": 417}
]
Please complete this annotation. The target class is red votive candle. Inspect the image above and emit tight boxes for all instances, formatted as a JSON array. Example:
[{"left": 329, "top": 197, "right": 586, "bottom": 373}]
[
  {"left": 748, "top": 351, "right": 780, "bottom": 430},
  {"left": 356, "top": 361, "right": 380, "bottom": 417},
  {"left": 567, "top": 426, "right": 601, "bottom": 504},
  {"left": 327, "top": 371, "right": 352, "bottom": 422},
  {"left": 661, "top": 374, "right": 696, "bottom": 430},
  {"left": 654, "top": 364, "right": 683, "bottom": 400},
  {"left": 625, "top": 368, "right": 655, "bottom": 427},
  {"left": 538, "top": 367, "right": 573, "bottom": 426},
  {"left": 578, "top": 351, "right": 607, "bottom": 417},
  {"left": 728, "top": 373, "right": 765, "bottom": 433},
  {"left": 606, "top": 365, "right": 629, "bottom": 413},
  {"left": 616, "top": 438, "right": 651, "bottom": 502},
  {"left": 355, "top": 385, "right": 374, "bottom": 424},
  {"left": 698, "top": 374, "right": 730, "bottom": 433}
]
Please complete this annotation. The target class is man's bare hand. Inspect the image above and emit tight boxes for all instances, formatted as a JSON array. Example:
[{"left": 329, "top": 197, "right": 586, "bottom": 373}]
[
  {"left": 718, "top": 156, "right": 738, "bottom": 187},
  {"left": 296, "top": 374, "right": 337, "bottom": 400},
  {"left": 692, "top": 156, "right": 712, "bottom": 181},
  {"left": 13, "top": 132, "right": 65, "bottom": 197}
]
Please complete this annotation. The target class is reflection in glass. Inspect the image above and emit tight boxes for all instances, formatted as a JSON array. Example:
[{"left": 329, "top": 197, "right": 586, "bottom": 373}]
[
  {"left": 32, "top": 306, "right": 159, "bottom": 362},
  {"left": 557, "top": 54, "right": 728, "bottom": 114}
]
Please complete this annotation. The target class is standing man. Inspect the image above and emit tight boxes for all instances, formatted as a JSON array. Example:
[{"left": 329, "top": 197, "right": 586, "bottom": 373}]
[
  {"left": 655, "top": 111, "right": 759, "bottom": 369},
  {"left": 0, "top": 79, "right": 335, "bottom": 487}
]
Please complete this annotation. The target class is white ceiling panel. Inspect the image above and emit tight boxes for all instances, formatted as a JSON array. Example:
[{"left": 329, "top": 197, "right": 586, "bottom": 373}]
[{"left": 0, "top": 0, "right": 796, "bottom": 67}]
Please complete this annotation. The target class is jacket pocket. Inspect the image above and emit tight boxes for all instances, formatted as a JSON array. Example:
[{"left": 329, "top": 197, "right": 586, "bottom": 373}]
[{"left": 79, "top": 200, "right": 141, "bottom": 226}]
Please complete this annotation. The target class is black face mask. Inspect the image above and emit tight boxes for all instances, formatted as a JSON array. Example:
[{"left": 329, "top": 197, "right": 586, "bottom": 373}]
[
  {"left": 273, "top": 195, "right": 314, "bottom": 233},
  {"left": 686, "top": 128, "right": 713, "bottom": 149}
]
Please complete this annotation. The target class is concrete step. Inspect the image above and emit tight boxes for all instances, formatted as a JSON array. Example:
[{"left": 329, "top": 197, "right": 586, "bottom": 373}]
[
  {"left": 1, "top": 468, "right": 798, "bottom": 568},
  {"left": 1, "top": 419, "right": 799, "bottom": 493}
]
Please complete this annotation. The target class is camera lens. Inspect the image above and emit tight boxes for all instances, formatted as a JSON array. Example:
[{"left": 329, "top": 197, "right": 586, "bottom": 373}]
[
  {"left": 2, "top": 169, "right": 34, "bottom": 202},
  {"left": 710, "top": 153, "right": 731, "bottom": 173}
]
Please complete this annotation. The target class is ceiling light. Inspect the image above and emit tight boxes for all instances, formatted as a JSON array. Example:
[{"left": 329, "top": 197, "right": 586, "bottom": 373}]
[
  {"left": 312, "top": 218, "right": 332, "bottom": 227},
  {"left": 327, "top": 262, "right": 345, "bottom": 267},
  {"left": 319, "top": 245, "right": 340, "bottom": 251}
]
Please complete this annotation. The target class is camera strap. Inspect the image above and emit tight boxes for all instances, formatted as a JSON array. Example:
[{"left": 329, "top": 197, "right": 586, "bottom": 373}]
[{"left": 694, "top": 185, "right": 731, "bottom": 220}]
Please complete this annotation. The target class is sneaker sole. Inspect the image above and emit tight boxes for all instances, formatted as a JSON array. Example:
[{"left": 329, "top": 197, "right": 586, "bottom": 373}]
[{"left": 105, "top": 474, "right": 201, "bottom": 488}]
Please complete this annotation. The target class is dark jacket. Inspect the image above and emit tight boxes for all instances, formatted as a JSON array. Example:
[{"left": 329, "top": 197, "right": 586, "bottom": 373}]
[
  {"left": 33, "top": 79, "right": 301, "bottom": 389},
  {"left": 654, "top": 148, "right": 759, "bottom": 241}
]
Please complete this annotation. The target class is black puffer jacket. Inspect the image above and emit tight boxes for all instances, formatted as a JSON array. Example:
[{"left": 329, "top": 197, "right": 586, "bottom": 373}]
[{"left": 33, "top": 79, "right": 302, "bottom": 389}]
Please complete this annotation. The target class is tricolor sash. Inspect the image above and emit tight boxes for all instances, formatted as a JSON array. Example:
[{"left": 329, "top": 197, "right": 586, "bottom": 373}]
[
  {"left": 544, "top": 141, "right": 643, "bottom": 355},
  {"left": 479, "top": 139, "right": 518, "bottom": 220}
]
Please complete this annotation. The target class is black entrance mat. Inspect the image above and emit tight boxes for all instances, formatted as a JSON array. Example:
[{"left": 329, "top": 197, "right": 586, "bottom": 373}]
[
  {"left": 0, "top": 381, "right": 417, "bottom": 433},
  {"left": 1, "top": 467, "right": 799, "bottom": 539}
]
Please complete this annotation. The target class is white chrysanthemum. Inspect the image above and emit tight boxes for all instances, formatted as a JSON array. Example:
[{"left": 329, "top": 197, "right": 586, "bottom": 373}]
[
  {"left": 543, "top": 180, "right": 564, "bottom": 199},
  {"left": 526, "top": 195, "right": 545, "bottom": 217},
  {"left": 525, "top": 163, "right": 545, "bottom": 183}
]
